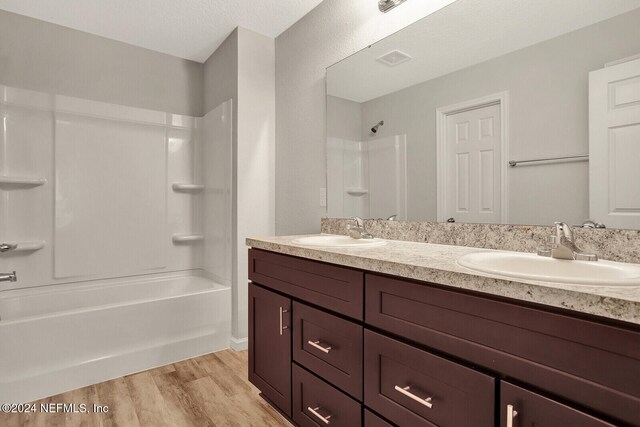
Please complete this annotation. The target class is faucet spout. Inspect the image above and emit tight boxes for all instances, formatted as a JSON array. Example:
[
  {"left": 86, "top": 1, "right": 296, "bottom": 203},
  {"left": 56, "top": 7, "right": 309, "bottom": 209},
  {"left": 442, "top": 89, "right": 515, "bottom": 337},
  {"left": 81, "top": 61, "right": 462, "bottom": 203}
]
[
  {"left": 347, "top": 217, "right": 374, "bottom": 239},
  {"left": 538, "top": 222, "right": 597, "bottom": 261}
]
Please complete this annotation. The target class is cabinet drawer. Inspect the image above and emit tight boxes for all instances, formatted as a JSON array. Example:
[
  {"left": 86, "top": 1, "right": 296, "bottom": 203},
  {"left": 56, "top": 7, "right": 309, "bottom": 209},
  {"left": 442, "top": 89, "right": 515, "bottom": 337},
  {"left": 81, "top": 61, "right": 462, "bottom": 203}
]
[
  {"left": 365, "top": 273, "right": 640, "bottom": 426},
  {"left": 293, "top": 364, "right": 362, "bottom": 427},
  {"left": 249, "top": 249, "right": 364, "bottom": 319},
  {"left": 364, "top": 410, "right": 395, "bottom": 427},
  {"left": 293, "top": 302, "right": 363, "bottom": 399},
  {"left": 364, "top": 330, "right": 494, "bottom": 427},
  {"left": 500, "top": 381, "right": 616, "bottom": 427}
]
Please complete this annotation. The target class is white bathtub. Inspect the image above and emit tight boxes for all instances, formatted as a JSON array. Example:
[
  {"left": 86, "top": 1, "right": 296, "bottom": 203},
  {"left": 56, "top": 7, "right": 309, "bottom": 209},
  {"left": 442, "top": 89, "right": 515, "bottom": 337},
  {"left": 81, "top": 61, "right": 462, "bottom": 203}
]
[{"left": 0, "top": 272, "right": 231, "bottom": 403}]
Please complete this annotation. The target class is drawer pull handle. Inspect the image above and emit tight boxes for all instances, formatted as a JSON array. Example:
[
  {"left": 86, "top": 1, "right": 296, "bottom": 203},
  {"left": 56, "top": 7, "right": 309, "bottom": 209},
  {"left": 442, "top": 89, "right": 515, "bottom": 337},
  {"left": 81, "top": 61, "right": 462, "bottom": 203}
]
[
  {"left": 307, "top": 406, "right": 332, "bottom": 424},
  {"left": 507, "top": 404, "right": 518, "bottom": 427},
  {"left": 279, "top": 307, "right": 289, "bottom": 335},
  {"left": 308, "top": 340, "right": 332, "bottom": 354},
  {"left": 394, "top": 385, "right": 433, "bottom": 409}
]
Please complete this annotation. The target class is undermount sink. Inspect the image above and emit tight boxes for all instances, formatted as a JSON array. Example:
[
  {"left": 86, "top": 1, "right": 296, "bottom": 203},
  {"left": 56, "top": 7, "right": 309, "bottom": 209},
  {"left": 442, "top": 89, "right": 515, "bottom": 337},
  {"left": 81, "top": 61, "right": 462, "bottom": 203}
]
[
  {"left": 457, "top": 251, "right": 640, "bottom": 287},
  {"left": 291, "top": 234, "right": 387, "bottom": 248}
]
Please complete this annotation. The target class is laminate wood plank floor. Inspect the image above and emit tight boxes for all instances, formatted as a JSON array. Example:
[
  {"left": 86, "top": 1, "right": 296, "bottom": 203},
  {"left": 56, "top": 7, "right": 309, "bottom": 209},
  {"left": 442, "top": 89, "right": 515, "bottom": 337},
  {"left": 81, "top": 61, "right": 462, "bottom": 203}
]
[{"left": 1, "top": 350, "right": 292, "bottom": 427}]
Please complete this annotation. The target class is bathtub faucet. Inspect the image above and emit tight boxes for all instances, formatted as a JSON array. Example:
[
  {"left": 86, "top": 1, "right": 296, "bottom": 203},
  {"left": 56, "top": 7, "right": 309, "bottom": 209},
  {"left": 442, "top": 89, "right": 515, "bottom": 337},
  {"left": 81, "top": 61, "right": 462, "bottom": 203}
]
[{"left": 0, "top": 271, "right": 17, "bottom": 282}]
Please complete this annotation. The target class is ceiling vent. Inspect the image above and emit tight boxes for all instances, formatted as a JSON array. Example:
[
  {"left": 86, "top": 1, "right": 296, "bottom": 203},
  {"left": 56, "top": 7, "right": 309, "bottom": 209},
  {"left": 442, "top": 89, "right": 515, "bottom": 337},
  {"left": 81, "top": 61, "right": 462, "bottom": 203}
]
[{"left": 376, "top": 50, "right": 412, "bottom": 67}]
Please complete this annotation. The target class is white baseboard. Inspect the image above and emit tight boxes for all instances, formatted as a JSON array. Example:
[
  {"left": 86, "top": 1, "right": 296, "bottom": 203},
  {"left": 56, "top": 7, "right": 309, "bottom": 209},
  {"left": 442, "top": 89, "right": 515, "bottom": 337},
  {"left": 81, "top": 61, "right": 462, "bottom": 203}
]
[{"left": 230, "top": 336, "right": 248, "bottom": 351}]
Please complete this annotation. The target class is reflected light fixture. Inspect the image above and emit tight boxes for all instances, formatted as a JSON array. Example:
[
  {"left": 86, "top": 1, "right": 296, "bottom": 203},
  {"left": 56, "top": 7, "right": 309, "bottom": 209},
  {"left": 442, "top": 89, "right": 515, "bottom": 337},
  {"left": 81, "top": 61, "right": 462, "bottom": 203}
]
[{"left": 379, "top": 0, "right": 408, "bottom": 13}]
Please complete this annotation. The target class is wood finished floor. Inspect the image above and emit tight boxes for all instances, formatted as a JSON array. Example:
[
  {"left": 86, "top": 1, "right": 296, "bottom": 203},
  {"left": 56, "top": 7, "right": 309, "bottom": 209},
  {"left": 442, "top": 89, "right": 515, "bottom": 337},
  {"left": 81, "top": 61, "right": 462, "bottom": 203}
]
[{"left": 1, "top": 350, "right": 292, "bottom": 427}]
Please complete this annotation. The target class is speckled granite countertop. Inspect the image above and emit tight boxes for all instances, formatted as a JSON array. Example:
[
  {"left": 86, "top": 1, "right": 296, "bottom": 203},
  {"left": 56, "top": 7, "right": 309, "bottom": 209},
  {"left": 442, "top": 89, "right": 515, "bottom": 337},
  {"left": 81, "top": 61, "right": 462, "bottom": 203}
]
[{"left": 247, "top": 234, "right": 640, "bottom": 325}]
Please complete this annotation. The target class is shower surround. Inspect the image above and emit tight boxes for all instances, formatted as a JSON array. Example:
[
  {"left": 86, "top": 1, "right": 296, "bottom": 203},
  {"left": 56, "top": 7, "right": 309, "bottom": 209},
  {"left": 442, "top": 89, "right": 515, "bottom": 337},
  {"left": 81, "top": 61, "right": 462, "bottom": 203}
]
[{"left": 0, "top": 84, "right": 233, "bottom": 403}]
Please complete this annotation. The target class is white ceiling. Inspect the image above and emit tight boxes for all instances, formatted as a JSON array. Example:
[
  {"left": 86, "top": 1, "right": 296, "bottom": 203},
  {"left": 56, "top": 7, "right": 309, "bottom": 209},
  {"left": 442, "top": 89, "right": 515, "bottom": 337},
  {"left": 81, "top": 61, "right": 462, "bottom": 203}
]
[
  {"left": 328, "top": 0, "right": 640, "bottom": 103},
  {"left": 0, "top": 0, "right": 324, "bottom": 63}
]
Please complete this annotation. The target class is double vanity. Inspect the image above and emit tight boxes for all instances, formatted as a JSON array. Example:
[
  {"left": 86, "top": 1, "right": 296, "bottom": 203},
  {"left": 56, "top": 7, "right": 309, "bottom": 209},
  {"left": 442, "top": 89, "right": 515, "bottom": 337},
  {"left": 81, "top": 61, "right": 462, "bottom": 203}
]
[{"left": 247, "top": 225, "right": 640, "bottom": 427}]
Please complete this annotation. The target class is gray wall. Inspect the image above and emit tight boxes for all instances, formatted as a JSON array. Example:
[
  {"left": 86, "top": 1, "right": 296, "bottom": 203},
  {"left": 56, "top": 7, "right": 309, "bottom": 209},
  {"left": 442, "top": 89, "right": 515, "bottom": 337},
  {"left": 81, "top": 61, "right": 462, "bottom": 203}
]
[
  {"left": 275, "top": 0, "right": 456, "bottom": 235},
  {"left": 0, "top": 10, "right": 203, "bottom": 116},
  {"left": 203, "top": 28, "right": 276, "bottom": 345},
  {"left": 358, "top": 8, "right": 640, "bottom": 226},
  {"left": 204, "top": 29, "right": 238, "bottom": 115},
  {"left": 235, "top": 28, "right": 276, "bottom": 341},
  {"left": 327, "top": 95, "right": 362, "bottom": 140}
]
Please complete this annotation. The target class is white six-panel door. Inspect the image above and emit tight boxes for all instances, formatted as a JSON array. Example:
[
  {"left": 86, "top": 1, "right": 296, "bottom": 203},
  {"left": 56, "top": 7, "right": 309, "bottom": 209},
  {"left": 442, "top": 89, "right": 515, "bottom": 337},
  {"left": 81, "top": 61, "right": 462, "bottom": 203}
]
[
  {"left": 443, "top": 102, "right": 503, "bottom": 223},
  {"left": 589, "top": 58, "right": 640, "bottom": 229}
]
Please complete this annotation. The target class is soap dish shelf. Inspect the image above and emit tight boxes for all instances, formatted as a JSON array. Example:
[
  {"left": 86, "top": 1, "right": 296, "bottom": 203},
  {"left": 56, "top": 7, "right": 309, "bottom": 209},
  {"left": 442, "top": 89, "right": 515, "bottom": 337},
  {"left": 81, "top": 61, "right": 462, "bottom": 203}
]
[
  {"left": 172, "top": 234, "right": 204, "bottom": 244},
  {"left": 172, "top": 183, "right": 204, "bottom": 193},
  {"left": 346, "top": 187, "right": 369, "bottom": 196},
  {"left": 0, "top": 176, "right": 47, "bottom": 189}
]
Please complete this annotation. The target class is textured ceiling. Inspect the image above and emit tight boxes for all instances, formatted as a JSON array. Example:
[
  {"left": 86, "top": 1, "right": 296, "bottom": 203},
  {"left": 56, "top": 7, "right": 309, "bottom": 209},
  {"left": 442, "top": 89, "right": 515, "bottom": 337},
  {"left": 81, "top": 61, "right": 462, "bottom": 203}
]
[
  {"left": 0, "top": 0, "right": 324, "bottom": 62},
  {"left": 328, "top": 0, "right": 640, "bottom": 102}
]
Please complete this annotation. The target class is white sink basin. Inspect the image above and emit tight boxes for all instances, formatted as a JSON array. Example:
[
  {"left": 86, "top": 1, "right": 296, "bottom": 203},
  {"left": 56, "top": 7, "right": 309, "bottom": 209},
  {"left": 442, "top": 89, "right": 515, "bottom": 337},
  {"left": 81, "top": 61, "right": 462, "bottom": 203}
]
[
  {"left": 457, "top": 251, "right": 640, "bottom": 287},
  {"left": 291, "top": 235, "right": 387, "bottom": 248}
]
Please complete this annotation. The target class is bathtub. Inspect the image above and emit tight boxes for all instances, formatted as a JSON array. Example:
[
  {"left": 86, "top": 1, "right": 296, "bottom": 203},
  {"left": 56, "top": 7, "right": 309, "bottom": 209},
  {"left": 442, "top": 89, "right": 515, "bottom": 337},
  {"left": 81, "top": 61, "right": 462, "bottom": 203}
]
[{"left": 0, "top": 272, "right": 231, "bottom": 403}]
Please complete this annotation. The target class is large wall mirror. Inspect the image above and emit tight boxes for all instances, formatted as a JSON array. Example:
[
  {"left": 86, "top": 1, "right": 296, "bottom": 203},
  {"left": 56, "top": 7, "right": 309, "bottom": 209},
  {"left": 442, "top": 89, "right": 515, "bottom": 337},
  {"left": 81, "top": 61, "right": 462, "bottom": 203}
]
[{"left": 326, "top": 0, "right": 640, "bottom": 229}]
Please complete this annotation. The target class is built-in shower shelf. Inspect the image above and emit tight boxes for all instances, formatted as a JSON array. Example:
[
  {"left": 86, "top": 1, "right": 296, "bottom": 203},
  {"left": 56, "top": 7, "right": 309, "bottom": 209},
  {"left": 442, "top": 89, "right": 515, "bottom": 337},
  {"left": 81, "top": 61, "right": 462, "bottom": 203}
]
[
  {"left": 0, "top": 240, "right": 46, "bottom": 253},
  {"left": 346, "top": 187, "right": 369, "bottom": 196},
  {"left": 0, "top": 176, "right": 47, "bottom": 188},
  {"left": 172, "top": 183, "right": 204, "bottom": 193},
  {"left": 172, "top": 234, "right": 204, "bottom": 244}
]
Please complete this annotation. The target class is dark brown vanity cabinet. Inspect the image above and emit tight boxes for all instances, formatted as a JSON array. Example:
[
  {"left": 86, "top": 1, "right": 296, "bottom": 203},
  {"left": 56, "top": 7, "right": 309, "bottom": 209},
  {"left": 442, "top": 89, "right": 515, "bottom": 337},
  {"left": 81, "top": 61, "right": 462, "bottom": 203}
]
[{"left": 248, "top": 248, "right": 640, "bottom": 427}]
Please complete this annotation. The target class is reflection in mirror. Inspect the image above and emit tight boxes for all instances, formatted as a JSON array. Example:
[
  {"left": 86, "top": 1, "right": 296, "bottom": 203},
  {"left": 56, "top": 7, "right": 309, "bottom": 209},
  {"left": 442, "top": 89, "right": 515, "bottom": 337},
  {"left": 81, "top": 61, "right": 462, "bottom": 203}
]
[{"left": 326, "top": 0, "right": 640, "bottom": 229}]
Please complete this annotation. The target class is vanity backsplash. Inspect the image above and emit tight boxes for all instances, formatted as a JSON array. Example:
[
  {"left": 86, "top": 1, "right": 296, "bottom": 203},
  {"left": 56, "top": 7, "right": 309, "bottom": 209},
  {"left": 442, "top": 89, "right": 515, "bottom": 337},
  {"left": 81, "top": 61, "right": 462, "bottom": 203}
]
[{"left": 321, "top": 218, "right": 640, "bottom": 264}]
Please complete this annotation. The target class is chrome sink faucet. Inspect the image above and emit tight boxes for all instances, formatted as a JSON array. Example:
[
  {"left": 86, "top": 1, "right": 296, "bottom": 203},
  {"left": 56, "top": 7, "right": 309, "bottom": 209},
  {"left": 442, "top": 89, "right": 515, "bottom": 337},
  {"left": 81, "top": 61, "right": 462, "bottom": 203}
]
[
  {"left": 347, "top": 217, "right": 374, "bottom": 239},
  {"left": 537, "top": 222, "right": 597, "bottom": 261}
]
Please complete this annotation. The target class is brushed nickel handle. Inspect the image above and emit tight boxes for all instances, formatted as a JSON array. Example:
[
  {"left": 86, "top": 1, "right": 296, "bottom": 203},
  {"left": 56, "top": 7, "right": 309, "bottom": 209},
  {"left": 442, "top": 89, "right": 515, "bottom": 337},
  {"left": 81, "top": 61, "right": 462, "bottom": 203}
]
[
  {"left": 507, "top": 404, "right": 518, "bottom": 427},
  {"left": 307, "top": 406, "right": 332, "bottom": 424},
  {"left": 308, "top": 340, "right": 332, "bottom": 354},
  {"left": 394, "top": 385, "right": 433, "bottom": 409},
  {"left": 279, "top": 307, "right": 288, "bottom": 335}
]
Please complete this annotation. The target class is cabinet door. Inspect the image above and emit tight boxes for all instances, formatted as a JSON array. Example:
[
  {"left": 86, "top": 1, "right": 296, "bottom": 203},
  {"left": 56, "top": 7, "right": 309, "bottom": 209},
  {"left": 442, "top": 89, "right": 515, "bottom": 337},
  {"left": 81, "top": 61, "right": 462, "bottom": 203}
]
[
  {"left": 249, "top": 283, "right": 292, "bottom": 417},
  {"left": 500, "top": 382, "right": 616, "bottom": 427}
]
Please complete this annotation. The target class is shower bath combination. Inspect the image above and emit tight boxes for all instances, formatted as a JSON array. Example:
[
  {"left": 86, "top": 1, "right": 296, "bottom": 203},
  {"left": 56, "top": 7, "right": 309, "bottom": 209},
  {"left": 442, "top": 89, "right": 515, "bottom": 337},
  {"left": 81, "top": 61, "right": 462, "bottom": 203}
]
[{"left": 0, "top": 85, "right": 233, "bottom": 403}]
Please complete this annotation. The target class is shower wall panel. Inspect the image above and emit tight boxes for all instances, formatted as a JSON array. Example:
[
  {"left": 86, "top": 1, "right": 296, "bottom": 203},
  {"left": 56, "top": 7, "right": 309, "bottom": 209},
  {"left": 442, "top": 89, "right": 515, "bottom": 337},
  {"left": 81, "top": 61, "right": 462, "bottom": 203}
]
[
  {"left": 0, "top": 85, "right": 206, "bottom": 289},
  {"left": 201, "top": 100, "right": 233, "bottom": 286},
  {"left": 54, "top": 114, "right": 167, "bottom": 278}
]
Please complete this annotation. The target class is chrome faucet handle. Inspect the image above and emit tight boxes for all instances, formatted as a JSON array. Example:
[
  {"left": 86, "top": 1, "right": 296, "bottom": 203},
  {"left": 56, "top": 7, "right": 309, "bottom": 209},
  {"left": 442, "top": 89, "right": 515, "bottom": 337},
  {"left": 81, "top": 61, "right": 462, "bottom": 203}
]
[
  {"left": 352, "top": 217, "right": 364, "bottom": 228},
  {"left": 537, "top": 248, "right": 552, "bottom": 257},
  {"left": 0, "top": 243, "right": 18, "bottom": 253},
  {"left": 0, "top": 271, "right": 17, "bottom": 282},
  {"left": 578, "top": 220, "right": 606, "bottom": 229},
  {"left": 554, "top": 222, "right": 573, "bottom": 241},
  {"left": 575, "top": 253, "right": 598, "bottom": 261},
  {"left": 387, "top": 215, "right": 398, "bottom": 221}
]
